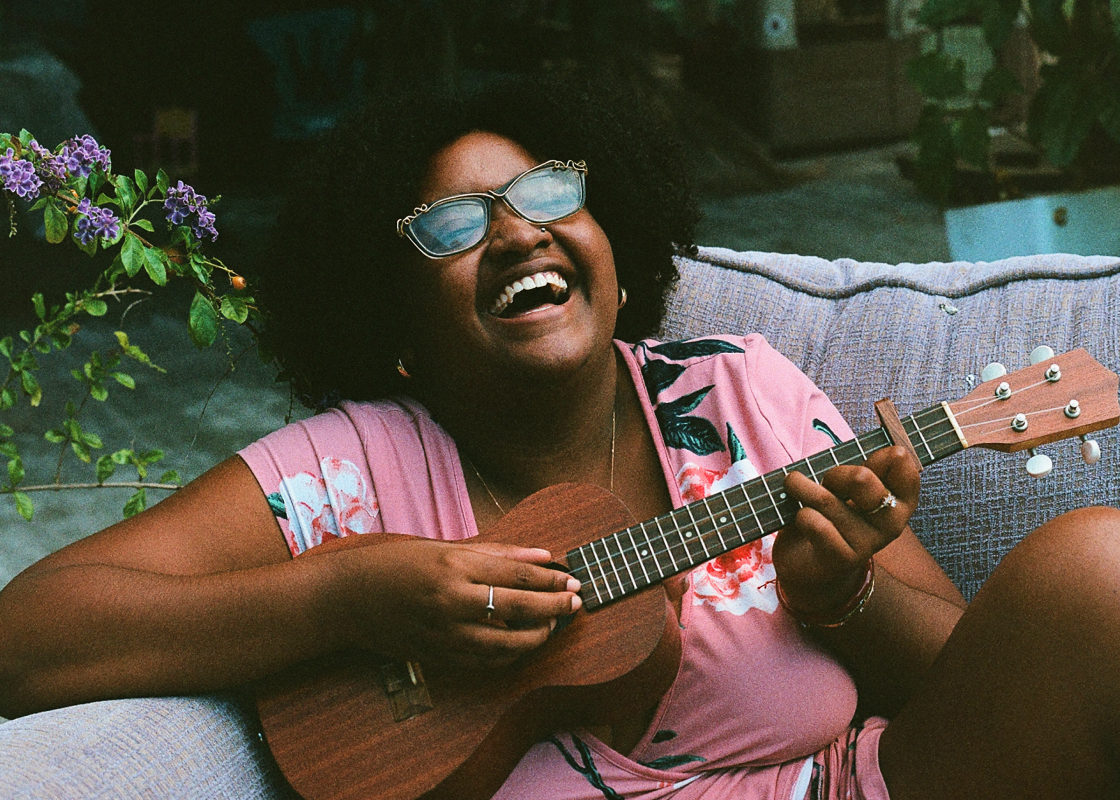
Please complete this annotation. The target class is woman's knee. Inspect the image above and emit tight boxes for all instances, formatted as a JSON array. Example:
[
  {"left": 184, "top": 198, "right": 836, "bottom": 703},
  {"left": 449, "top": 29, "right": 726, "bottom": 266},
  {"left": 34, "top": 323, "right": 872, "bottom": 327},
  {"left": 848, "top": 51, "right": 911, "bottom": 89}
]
[{"left": 993, "top": 506, "right": 1120, "bottom": 585}]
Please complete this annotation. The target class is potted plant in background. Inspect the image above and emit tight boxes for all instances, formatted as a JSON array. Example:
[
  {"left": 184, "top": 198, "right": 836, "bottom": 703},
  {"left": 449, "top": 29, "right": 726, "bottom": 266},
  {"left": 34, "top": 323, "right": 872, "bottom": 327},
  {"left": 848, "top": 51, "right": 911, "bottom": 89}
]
[{"left": 902, "top": 0, "right": 1120, "bottom": 261}]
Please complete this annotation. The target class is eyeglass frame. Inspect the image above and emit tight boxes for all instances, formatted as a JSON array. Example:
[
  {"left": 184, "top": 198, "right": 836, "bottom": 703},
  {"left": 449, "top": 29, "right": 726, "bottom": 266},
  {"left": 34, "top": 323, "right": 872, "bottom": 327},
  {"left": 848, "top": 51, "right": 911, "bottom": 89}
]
[{"left": 396, "top": 159, "right": 588, "bottom": 258}]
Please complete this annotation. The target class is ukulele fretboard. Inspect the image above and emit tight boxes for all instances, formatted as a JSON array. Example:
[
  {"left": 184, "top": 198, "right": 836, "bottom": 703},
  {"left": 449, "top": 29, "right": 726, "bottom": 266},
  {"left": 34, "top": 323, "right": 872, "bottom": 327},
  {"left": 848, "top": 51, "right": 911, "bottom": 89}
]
[{"left": 567, "top": 402, "right": 963, "bottom": 610}]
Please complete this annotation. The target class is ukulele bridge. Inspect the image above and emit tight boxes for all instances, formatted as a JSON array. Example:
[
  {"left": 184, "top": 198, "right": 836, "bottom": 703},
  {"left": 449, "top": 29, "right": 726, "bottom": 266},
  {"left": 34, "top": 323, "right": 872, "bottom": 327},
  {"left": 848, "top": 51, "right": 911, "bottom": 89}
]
[{"left": 380, "top": 660, "right": 433, "bottom": 722}]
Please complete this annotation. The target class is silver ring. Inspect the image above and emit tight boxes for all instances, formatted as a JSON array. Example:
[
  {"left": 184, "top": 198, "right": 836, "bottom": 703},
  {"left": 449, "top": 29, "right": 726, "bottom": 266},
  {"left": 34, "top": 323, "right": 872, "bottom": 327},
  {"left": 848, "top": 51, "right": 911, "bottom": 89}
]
[
  {"left": 485, "top": 585, "right": 496, "bottom": 619},
  {"left": 867, "top": 492, "right": 898, "bottom": 515}
]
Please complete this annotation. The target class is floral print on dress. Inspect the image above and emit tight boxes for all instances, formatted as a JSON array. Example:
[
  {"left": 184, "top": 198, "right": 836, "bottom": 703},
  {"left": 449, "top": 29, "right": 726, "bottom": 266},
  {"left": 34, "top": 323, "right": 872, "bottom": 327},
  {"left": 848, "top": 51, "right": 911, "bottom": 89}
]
[
  {"left": 272, "top": 457, "right": 379, "bottom": 554},
  {"left": 677, "top": 457, "right": 781, "bottom": 616}
]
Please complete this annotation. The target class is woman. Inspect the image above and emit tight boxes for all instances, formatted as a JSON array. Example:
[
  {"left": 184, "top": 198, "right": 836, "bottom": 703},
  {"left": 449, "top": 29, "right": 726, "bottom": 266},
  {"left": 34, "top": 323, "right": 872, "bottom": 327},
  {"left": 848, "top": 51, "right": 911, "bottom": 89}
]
[{"left": 2, "top": 74, "right": 1120, "bottom": 799}]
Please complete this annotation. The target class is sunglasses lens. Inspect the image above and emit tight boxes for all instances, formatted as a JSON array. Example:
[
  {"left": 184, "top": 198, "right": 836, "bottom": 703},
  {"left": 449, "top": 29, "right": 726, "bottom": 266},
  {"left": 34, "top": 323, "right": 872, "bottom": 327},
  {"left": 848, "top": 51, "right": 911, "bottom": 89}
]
[
  {"left": 506, "top": 166, "right": 584, "bottom": 223},
  {"left": 409, "top": 198, "right": 488, "bottom": 256}
]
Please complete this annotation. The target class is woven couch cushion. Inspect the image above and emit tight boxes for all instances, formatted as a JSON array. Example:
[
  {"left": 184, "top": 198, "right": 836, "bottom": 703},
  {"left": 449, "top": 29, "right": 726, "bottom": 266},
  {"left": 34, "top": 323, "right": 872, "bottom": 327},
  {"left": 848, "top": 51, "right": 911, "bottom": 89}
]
[
  {"left": 0, "top": 695, "right": 294, "bottom": 799},
  {"left": 661, "top": 247, "right": 1120, "bottom": 599}
]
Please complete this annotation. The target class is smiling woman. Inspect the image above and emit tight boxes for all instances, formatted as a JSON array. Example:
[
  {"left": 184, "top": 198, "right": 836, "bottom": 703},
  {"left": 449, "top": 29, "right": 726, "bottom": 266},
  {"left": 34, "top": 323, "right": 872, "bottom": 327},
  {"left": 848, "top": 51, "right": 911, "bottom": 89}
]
[{"left": 5, "top": 71, "right": 1120, "bottom": 800}]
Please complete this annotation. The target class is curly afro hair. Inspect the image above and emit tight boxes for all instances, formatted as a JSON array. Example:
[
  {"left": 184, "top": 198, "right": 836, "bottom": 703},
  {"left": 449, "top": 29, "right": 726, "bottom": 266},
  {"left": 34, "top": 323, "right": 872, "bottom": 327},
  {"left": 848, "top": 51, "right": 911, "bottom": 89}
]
[{"left": 254, "top": 71, "right": 699, "bottom": 408}]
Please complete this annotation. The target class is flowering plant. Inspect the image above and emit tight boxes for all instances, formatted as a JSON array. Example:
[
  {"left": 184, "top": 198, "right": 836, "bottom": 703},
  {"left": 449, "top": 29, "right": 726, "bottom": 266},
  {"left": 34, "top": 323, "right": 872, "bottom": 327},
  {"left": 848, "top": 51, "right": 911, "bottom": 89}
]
[{"left": 1, "top": 129, "right": 256, "bottom": 521}]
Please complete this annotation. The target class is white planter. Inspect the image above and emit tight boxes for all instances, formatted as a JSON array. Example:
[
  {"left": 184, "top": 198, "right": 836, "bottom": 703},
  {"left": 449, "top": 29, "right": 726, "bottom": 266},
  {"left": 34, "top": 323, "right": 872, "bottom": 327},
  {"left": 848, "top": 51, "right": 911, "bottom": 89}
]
[{"left": 945, "top": 185, "right": 1120, "bottom": 262}]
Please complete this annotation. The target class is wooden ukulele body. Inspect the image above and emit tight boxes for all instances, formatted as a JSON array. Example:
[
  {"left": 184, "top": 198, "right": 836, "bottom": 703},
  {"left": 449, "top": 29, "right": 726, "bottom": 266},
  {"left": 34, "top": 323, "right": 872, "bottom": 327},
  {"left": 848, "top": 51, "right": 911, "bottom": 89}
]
[{"left": 256, "top": 484, "right": 684, "bottom": 800}]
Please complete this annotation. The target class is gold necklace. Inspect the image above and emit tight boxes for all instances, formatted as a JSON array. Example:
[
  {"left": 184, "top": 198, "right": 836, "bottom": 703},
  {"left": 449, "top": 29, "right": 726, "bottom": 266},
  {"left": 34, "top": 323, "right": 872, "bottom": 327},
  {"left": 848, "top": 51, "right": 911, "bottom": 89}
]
[{"left": 467, "top": 408, "right": 617, "bottom": 515}]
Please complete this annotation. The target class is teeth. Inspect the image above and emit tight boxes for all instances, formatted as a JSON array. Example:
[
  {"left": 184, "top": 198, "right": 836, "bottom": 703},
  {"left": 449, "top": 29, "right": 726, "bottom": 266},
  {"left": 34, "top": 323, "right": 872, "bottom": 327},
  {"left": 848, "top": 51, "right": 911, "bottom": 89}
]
[{"left": 489, "top": 270, "right": 568, "bottom": 316}]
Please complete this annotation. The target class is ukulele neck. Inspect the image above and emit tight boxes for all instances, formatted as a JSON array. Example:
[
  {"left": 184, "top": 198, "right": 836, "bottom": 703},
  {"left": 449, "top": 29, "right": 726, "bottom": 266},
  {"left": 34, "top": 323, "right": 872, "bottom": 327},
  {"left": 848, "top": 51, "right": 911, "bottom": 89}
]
[{"left": 567, "top": 402, "right": 965, "bottom": 610}]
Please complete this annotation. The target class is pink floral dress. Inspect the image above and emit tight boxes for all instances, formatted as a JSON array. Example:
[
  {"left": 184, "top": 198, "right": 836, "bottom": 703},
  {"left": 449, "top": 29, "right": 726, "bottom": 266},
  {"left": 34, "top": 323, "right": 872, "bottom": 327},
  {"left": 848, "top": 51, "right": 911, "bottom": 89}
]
[{"left": 239, "top": 334, "right": 892, "bottom": 800}]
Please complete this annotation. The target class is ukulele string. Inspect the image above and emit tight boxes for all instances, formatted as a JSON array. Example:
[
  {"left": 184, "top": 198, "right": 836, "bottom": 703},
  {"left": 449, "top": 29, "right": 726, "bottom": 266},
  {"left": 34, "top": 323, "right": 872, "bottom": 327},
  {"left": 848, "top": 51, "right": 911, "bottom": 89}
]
[{"left": 577, "top": 408, "right": 967, "bottom": 583}]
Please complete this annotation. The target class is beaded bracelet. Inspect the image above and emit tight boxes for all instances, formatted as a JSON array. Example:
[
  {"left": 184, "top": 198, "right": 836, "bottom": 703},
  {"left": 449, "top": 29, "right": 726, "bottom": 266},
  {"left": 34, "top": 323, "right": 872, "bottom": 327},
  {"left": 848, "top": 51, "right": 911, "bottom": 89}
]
[{"left": 776, "top": 559, "right": 876, "bottom": 629}]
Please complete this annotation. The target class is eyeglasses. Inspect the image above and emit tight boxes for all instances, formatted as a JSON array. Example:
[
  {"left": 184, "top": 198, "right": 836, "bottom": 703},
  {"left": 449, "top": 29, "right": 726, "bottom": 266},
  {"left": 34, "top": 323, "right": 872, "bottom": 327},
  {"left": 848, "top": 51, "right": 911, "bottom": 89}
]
[{"left": 396, "top": 159, "right": 587, "bottom": 258}]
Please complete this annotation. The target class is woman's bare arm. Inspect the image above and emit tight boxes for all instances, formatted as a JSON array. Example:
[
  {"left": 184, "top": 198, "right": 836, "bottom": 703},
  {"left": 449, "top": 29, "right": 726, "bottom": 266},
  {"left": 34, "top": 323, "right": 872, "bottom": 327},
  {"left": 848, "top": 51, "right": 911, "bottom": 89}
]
[{"left": 0, "top": 456, "right": 578, "bottom": 717}]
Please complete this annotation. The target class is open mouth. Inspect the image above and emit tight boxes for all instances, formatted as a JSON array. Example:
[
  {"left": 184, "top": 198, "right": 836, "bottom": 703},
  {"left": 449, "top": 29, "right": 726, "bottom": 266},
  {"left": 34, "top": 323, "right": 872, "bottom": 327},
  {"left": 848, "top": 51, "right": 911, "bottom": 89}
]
[{"left": 488, "top": 270, "right": 571, "bottom": 318}]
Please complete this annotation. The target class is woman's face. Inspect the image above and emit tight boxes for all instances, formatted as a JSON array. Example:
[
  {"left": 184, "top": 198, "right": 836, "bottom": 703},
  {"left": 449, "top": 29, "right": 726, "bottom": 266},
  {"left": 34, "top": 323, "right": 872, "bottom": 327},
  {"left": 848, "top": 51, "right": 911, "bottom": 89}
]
[{"left": 402, "top": 131, "right": 619, "bottom": 395}]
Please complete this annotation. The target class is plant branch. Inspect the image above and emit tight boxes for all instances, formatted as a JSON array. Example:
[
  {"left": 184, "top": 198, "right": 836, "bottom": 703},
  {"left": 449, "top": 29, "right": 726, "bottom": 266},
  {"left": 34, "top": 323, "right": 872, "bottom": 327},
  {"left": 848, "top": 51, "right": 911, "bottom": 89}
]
[{"left": 2, "top": 481, "right": 181, "bottom": 494}]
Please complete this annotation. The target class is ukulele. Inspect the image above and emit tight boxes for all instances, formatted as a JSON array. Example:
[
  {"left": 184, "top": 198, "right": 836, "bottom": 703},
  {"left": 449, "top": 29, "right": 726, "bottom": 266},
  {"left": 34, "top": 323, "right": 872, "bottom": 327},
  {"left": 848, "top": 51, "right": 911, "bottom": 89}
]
[{"left": 256, "top": 348, "right": 1119, "bottom": 800}]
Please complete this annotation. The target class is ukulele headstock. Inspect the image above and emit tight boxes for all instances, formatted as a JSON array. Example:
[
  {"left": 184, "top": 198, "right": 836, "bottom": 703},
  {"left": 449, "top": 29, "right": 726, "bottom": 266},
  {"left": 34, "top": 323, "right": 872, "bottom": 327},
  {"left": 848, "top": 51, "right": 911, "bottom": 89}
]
[{"left": 947, "top": 348, "right": 1119, "bottom": 453}]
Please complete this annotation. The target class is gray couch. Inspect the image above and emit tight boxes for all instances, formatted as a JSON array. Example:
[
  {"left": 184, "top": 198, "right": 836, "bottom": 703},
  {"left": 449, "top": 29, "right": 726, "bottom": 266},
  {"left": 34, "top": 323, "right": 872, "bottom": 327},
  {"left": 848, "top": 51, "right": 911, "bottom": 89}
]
[{"left": 3, "top": 248, "right": 1119, "bottom": 798}]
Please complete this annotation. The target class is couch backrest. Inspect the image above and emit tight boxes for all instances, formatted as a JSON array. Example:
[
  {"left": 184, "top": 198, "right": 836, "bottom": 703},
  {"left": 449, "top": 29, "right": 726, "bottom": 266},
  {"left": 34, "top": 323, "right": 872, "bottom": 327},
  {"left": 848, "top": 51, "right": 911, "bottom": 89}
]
[{"left": 661, "top": 247, "right": 1120, "bottom": 599}]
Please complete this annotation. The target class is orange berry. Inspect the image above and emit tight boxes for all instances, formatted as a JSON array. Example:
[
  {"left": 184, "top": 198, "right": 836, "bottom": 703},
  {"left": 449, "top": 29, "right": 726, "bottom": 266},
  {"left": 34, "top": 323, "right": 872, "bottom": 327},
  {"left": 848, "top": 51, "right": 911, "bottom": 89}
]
[{"left": 231, "top": 275, "right": 247, "bottom": 290}]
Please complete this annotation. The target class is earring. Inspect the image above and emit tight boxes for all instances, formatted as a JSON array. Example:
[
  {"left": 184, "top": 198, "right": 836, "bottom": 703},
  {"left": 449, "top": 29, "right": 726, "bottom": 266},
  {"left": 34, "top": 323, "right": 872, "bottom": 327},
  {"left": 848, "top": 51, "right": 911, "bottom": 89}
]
[
  {"left": 396, "top": 358, "right": 411, "bottom": 379},
  {"left": 540, "top": 226, "right": 547, "bottom": 233},
  {"left": 618, "top": 286, "right": 628, "bottom": 310}
]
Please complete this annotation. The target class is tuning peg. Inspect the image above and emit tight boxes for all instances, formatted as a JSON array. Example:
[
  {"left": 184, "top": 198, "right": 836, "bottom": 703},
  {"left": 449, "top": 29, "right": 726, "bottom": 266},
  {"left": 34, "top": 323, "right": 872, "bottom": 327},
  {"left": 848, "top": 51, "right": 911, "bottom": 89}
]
[
  {"left": 1030, "top": 345, "right": 1056, "bottom": 365},
  {"left": 980, "top": 362, "right": 1008, "bottom": 382},
  {"left": 1081, "top": 436, "right": 1102, "bottom": 465},
  {"left": 1025, "top": 448, "right": 1053, "bottom": 479}
]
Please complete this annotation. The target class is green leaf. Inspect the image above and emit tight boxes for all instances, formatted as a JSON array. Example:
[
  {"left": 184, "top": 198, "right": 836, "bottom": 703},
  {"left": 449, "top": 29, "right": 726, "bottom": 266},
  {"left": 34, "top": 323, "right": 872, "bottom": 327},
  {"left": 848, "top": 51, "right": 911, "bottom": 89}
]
[
  {"left": 81, "top": 431, "right": 104, "bottom": 449},
  {"left": 44, "top": 202, "right": 68, "bottom": 243},
  {"left": 71, "top": 440, "right": 92, "bottom": 463},
  {"left": 917, "top": 0, "right": 978, "bottom": 25},
  {"left": 134, "top": 168, "right": 149, "bottom": 195},
  {"left": 659, "top": 385, "right": 714, "bottom": 418},
  {"left": 121, "top": 233, "right": 145, "bottom": 277},
  {"left": 0, "top": 423, "right": 12, "bottom": 438},
  {"left": 642, "top": 359, "right": 687, "bottom": 399},
  {"left": 111, "top": 449, "right": 133, "bottom": 465},
  {"left": 1, "top": 387, "right": 15, "bottom": 411},
  {"left": 953, "top": 107, "right": 992, "bottom": 168},
  {"left": 131, "top": 218, "right": 155, "bottom": 232},
  {"left": 0, "top": 443, "right": 18, "bottom": 459},
  {"left": 980, "top": 0, "right": 1023, "bottom": 49},
  {"left": 1029, "top": 64, "right": 1099, "bottom": 167},
  {"left": 911, "top": 104, "right": 958, "bottom": 206},
  {"left": 139, "top": 449, "right": 164, "bottom": 463},
  {"left": 906, "top": 52, "right": 967, "bottom": 101},
  {"left": 32, "top": 293, "right": 46, "bottom": 321},
  {"left": 978, "top": 65, "right": 1024, "bottom": 105},
  {"left": 646, "top": 339, "right": 746, "bottom": 361},
  {"left": 20, "top": 370, "right": 41, "bottom": 407},
  {"left": 0, "top": 336, "right": 12, "bottom": 359},
  {"left": 114, "top": 174, "right": 137, "bottom": 213},
  {"left": 188, "top": 291, "right": 220, "bottom": 349},
  {"left": 44, "top": 428, "right": 67, "bottom": 443},
  {"left": 156, "top": 169, "right": 170, "bottom": 194},
  {"left": 90, "top": 383, "right": 109, "bottom": 401},
  {"left": 158, "top": 470, "right": 181, "bottom": 484},
  {"left": 110, "top": 371, "right": 136, "bottom": 389},
  {"left": 219, "top": 295, "right": 249, "bottom": 324},
  {"left": 658, "top": 414, "right": 726, "bottom": 456},
  {"left": 1028, "top": 0, "right": 1072, "bottom": 53},
  {"left": 84, "top": 298, "right": 108, "bottom": 317},
  {"left": 114, "top": 332, "right": 166, "bottom": 372},
  {"left": 96, "top": 454, "right": 116, "bottom": 484},
  {"left": 13, "top": 491, "right": 33, "bottom": 521},
  {"left": 143, "top": 245, "right": 168, "bottom": 286},
  {"left": 123, "top": 488, "right": 147, "bottom": 518},
  {"left": 8, "top": 457, "right": 24, "bottom": 487}
]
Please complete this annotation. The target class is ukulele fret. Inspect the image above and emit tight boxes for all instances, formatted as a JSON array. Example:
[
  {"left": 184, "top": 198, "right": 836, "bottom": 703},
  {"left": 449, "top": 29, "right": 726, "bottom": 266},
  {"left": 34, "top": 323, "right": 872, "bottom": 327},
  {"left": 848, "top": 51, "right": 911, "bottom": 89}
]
[
  {"left": 637, "top": 522, "right": 668, "bottom": 578},
  {"left": 601, "top": 535, "right": 631, "bottom": 596},
  {"left": 611, "top": 530, "right": 640, "bottom": 592},
  {"left": 625, "top": 528, "right": 652, "bottom": 587},
  {"left": 586, "top": 538, "right": 619, "bottom": 602}
]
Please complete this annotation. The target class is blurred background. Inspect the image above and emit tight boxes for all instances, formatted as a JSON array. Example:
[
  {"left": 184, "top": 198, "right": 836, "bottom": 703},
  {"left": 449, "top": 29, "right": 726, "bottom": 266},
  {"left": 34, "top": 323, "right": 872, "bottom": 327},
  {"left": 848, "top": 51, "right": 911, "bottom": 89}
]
[{"left": 0, "top": 0, "right": 1012, "bottom": 575}]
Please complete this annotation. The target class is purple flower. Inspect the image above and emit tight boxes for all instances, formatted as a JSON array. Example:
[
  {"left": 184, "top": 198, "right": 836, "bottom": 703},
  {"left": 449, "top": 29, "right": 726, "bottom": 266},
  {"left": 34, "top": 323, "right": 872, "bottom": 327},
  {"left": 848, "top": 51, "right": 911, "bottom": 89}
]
[
  {"left": 29, "top": 140, "right": 69, "bottom": 191},
  {"left": 60, "top": 134, "right": 111, "bottom": 179},
  {"left": 163, "top": 179, "right": 218, "bottom": 242},
  {"left": 72, "top": 200, "right": 120, "bottom": 246},
  {"left": 0, "top": 147, "right": 43, "bottom": 200}
]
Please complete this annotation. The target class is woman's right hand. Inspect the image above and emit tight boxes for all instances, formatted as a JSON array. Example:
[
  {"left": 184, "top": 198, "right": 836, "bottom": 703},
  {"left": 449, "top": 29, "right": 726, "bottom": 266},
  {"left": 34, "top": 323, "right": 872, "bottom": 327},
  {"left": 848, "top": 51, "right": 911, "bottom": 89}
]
[{"left": 319, "top": 536, "right": 581, "bottom": 670}]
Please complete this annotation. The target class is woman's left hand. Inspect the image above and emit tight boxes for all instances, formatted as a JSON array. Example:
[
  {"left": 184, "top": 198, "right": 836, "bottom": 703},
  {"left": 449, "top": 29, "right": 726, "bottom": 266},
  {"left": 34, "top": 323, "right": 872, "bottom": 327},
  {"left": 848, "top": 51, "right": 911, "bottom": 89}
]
[{"left": 771, "top": 445, "right": 920, "bottom": 617}]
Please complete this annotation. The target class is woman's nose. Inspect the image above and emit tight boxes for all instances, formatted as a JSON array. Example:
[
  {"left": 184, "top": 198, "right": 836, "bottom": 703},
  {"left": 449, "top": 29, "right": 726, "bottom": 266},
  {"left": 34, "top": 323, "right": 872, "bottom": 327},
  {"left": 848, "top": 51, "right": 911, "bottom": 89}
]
[{"left": 486, "top": 200, "right": 550, "bottom": 255}]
